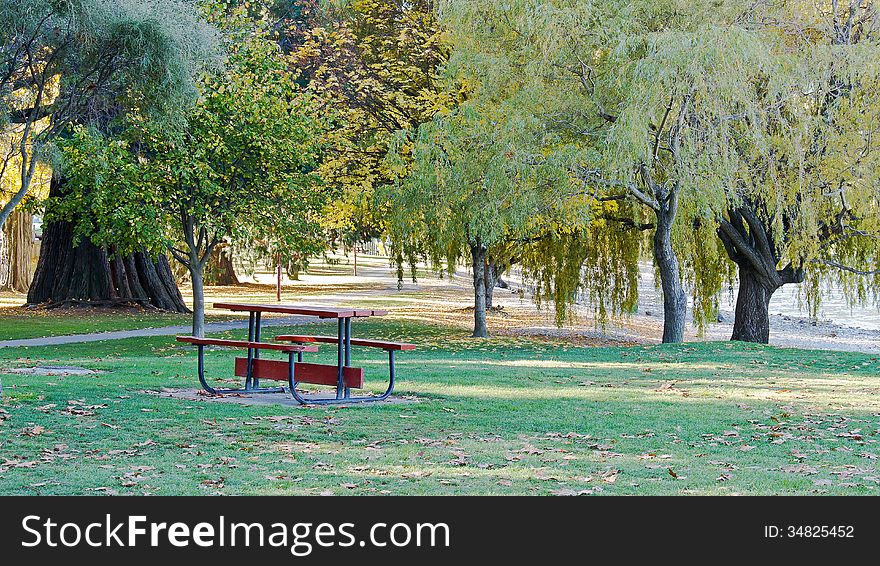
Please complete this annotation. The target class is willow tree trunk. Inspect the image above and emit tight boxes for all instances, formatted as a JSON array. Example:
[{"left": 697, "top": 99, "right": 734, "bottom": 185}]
[
  {"left": 653, "top": 193, "right": 687, "bottom": 344},
  {"left": 287, "top": 254, "right": 302, "bottom": 281},
  {"left": 0, "top": 209, "right": 35, "bottom": 292},
  {"left": 27, "top": 177, "right": 188, "bottom": 311},
  {"left": 471, "top": 243, "right": 489, "bottom": 338},
  {"left": 718, "top": 204, "right": 804, "bottom": 344},
  {"left": 731, "top": 267, "right": 776, "bottom": 343}
]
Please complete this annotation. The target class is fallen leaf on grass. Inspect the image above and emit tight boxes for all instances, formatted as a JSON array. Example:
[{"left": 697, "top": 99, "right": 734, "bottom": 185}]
[
  {"left": 497, "top": 480, "right": 512, "bottom": 487},
  {"left": 780, "top": 464, "right": 819, "bottom": 475},
  {"left": 638, "top": 453, "right": 672, "bottom": 460},
  {"left": 62, "top": 407, "right": 96, "bottom": 416},
  {"left": 401, "top": 471, "right": 432, "bottom": 479},
  {"left": 0, "top": 459, "right": 38, "bottom": 471},
  {"left": 22, "top": 425, "right": 47, "bottom": 437},
  {"left": 601, "top": 470, "right": 619, "bottom": 483}
]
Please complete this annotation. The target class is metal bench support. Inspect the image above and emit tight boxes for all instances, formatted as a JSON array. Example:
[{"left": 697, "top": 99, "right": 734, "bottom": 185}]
[
  {"left": 287, "top": 349, "right": 397, "bottom": 405},
  {"left": 196, "top": 343, "right": 285, "bottom": 395}
]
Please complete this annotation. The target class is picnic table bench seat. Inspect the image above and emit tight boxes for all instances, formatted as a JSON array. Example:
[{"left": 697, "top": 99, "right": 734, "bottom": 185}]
[
  {"left": 274, "top": 335, "right": 416, "bottom": 351},
  {"left": 175, "top": 336, "right": 319, "bottom": 353}
]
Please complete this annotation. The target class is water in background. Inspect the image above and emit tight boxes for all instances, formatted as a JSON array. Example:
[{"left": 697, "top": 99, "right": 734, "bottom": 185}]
[{"left": 761, "top": 284, "right": 880, "bottom": 331}]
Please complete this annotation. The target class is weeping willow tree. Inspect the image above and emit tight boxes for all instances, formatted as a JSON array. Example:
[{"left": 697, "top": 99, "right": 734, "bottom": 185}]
[
  {"left": 709, "top": 1, "right": 880, "bottom": 342},
  {"left": 385, "top": 94, "right": 638, "bottom": 337},
  {"left": 0, "top": 0, "right": 220, "bottom": 231},
  {"left": 437, "top": 0, "right": 743, "bottom": 343},
  {"left": 440, "top": 0, "right": 880, "bottom": 344}
]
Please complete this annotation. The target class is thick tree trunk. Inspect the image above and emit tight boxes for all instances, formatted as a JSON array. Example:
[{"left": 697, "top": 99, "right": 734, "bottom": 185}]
[
  {"left": 471, "top": 243, "right": 489, "bottom": 338},
  {"left": 718, "top": 203, "right": 804, "bottom": 344},
  {"left": 0, "top": 209, "right": 35, "bottom": 292},
  {"left": 203, "top": 244, "right": 239, "bottom": 286},
  {"left": 731, "top": 267, "right": 776, "bottom": 343},
  {"left": 27, "top": 177, "right": 188, "bottom": 311},
  {"left": 133, "top": 251, "right": 190, "bottom": 312},
  {"left": 653, "top": 197, "right": 687, "bottom": 344}
]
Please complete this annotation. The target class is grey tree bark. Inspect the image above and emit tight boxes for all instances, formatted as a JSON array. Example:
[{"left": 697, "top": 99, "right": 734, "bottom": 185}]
[
  {"left": 484, "top": 258, "right": 499, "bottom": 310},
  {"left": 188, "top": 262, "right": 206, "bottom": 338},
  {"left": 652, "top": 184, "right": 687, "bottom": 344},
  {"left": 470, "top": 242, "right": 489, "bottom": 338}
]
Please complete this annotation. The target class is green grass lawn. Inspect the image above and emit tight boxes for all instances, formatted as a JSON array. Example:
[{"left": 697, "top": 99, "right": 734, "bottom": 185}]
[
  {"left": 1, "top": 318, "right": 879, "bottom": 495},
  {"left": 0, "top": 309, "right": 232, "bottom": 341}
]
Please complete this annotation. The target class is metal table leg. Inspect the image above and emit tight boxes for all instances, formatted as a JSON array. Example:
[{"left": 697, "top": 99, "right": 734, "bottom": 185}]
[
  {"left": 335, "top": 318, "right": 345, "bottom": 399},
  {"left": 245, "top": 312, "right": 255, "bottom": 390},
  {"left": 344, "top": 317, "right": 352, "bottom": 399},
  {"left": 252, "top": 312, "right": 262, "bottom": 389}
]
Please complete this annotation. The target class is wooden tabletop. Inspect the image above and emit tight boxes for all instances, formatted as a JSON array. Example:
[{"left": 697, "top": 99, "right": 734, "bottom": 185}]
[{"left": 213, "top": 303, "right": 388, "bottom": 319}]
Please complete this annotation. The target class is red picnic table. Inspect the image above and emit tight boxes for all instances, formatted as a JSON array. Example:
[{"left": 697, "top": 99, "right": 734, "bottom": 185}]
[{"left": 176, "top": 303, "right": 414, "bottom": 405}]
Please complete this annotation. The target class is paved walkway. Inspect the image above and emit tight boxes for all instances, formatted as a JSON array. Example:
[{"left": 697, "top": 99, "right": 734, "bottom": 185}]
[{"left": 0, "top": 316, "right": 314, "bottom": 349}]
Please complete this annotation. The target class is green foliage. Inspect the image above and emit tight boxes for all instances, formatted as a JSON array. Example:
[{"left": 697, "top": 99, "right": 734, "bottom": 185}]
[
  {"left": 53, "top": 20, "right": 328, "bottom": 269},
  {"left": 439, "top": 0, "right": 880, "bottom": 330},
  {"left": 291, "top": 0, "right": 460, "bottom": 238},
  {"left": 0, "top": 0, "right": 221, "bottom": 134},
  {"left": 0, "top": 0, "right": 221, "bottom": 228},
  {"left": 385, "top": 94, "right": 639, "bottom": 325}
]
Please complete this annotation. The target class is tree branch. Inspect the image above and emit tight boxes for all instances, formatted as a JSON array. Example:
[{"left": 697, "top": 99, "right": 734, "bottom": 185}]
[
  {"left": 717, "top": 217, "right": 776, "bottom": 280},
  {"left": 811, "top": 258, "right": 880, "bottom": 276}
]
